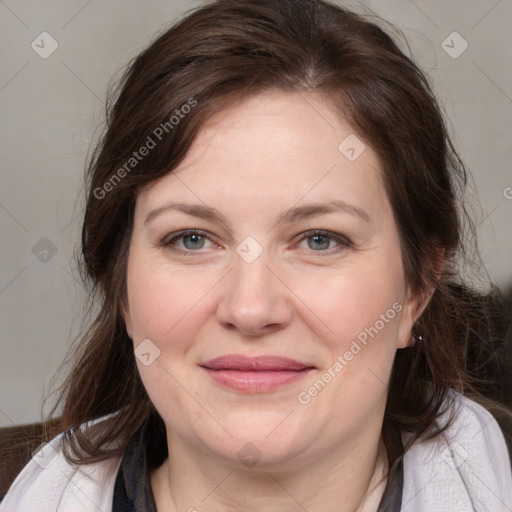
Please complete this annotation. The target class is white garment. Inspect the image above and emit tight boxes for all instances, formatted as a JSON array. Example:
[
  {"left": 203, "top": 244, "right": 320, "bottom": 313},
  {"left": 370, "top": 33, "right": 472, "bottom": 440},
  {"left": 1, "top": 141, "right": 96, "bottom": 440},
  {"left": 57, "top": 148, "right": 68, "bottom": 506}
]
[{"left": 1, "top": 392, "right": 511, "bottom": 512}]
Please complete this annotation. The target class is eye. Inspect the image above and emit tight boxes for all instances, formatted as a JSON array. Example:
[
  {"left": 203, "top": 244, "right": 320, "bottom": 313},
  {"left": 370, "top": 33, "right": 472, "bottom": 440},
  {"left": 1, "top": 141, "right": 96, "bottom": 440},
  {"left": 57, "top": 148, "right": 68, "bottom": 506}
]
[
  {"left": 296, "top": 230, "right": 352, "bottom": 252},
  {"left": 159, "top": 229, "right": 352, "bottom": 255},
  {"left": 161, "top": 230, "right": 216, "bottom": 252}
]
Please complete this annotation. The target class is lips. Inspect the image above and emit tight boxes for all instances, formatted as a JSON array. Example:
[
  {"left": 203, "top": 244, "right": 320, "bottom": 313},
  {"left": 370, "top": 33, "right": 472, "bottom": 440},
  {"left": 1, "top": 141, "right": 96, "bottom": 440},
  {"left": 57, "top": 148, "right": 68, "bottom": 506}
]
[
  {"left": 201, "top": 355, "right": 313, "bottom": 371},
  {"left": 200, "top": 355, "right": 315, "bottom": 393}
]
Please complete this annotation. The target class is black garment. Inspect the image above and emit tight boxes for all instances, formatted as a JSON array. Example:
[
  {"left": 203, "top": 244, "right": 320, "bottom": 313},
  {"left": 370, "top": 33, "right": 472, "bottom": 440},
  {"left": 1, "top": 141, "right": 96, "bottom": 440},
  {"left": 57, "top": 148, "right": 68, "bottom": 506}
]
[
  {"left": 112, "top": 416, "right": 163, "bottom": 512},
  {"left": 111, "top": 426, "right": 157, "bottom": 511},
  {"left": 112, "top": 418, "right": 403, "bottom": 511}
]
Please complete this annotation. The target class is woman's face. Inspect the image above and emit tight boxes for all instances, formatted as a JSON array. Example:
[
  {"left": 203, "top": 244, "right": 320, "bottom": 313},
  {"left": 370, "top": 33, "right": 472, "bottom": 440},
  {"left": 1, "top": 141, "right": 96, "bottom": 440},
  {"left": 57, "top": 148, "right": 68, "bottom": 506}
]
[{"left": 123, "top": 90, "right": 420, "bottom": 469}]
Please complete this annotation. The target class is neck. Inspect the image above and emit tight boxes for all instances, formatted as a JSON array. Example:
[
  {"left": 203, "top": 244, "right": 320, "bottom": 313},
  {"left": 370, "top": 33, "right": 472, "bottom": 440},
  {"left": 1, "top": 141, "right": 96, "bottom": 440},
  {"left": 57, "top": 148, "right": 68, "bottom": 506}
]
[{"left": 151, "top": 430, "right": 389, "bottom": 512}]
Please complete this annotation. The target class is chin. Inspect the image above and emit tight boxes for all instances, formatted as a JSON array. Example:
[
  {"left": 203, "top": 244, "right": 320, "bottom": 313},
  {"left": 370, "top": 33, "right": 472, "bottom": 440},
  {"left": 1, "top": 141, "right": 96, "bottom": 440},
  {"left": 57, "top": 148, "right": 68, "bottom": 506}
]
[{"left": 203, "top": 410, "right": 313, "bottom": 466}]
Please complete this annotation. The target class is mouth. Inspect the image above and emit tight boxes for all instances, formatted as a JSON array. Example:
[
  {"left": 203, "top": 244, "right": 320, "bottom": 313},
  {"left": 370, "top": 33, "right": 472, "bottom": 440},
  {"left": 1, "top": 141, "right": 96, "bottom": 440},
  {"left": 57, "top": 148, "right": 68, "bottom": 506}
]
[{"left": 199, "top": 355, "right": 316, "bottom": 393}]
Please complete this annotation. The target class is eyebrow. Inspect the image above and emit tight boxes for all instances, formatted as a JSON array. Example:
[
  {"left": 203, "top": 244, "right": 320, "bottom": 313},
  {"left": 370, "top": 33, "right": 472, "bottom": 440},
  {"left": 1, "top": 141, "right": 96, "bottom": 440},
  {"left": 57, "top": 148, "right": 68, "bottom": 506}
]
[
  {"left": 276, "top": 200, "right": 371, "bottom": 225},
  {"left": 144, "top": 199, "right": 372, "bottom": 229}
]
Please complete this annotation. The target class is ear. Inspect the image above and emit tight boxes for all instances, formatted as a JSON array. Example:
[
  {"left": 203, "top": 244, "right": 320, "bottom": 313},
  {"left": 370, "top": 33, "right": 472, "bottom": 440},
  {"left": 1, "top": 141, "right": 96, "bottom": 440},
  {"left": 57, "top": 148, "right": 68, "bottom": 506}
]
[
  {"left": 396, "top": 287, "right": 433, "bottom": 348},
  {"left": 121, "top": 301, "right": 134, "bottom": 340},
  {"left": 396, "top": 248, "right": 444, "bottom": 348}
]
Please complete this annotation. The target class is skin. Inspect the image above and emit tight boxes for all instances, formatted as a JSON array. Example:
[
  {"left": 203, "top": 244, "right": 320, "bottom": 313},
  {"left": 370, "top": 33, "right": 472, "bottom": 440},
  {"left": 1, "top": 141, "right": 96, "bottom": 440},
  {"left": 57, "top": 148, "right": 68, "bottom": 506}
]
[{"left": 122, "top": 89, "right": 432, "bottom": 512}]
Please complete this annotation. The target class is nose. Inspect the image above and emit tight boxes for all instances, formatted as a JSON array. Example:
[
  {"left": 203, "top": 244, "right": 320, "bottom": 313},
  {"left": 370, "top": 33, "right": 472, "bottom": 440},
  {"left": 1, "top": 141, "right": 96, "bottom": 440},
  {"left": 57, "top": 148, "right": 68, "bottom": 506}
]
[{"left": 215, "top": 251, "right": 293, "bottom": 337}]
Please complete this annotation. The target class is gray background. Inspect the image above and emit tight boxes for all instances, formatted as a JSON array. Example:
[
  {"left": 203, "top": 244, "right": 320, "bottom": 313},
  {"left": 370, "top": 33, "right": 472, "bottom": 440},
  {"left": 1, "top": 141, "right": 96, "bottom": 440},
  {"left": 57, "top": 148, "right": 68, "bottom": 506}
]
[{"left": 1, "top": 0, "right": 511, "bottom": 427}]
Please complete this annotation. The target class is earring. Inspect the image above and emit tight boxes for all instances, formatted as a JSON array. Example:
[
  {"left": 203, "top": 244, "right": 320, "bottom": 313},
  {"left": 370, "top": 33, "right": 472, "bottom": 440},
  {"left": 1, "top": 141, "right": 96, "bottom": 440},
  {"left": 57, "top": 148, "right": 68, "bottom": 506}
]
[{"left": 410, "top": 333, "right": 424, "bottom": 347}]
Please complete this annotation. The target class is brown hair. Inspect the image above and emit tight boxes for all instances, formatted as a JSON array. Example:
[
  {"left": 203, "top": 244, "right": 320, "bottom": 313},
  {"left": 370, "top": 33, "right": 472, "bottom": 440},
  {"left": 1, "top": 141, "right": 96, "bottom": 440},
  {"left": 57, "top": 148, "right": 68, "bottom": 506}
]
[{"left": 32, "top": 0, "right": 512, "bottom": 476}]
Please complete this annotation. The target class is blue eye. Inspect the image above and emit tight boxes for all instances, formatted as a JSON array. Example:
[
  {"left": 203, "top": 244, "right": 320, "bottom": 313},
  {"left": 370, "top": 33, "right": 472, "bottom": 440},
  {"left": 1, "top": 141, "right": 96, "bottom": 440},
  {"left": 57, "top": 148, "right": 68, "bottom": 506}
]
[
  {"left": 160, "top": 229, "right": 351, "bottom": 255},
  {"left": 297, "top": 231, "right": 351, "bottom": 252},
  {"left": 182, "top": 233, "right": 205, "bottom": 249},
  {"left": 306, "top": 234, "right": 333, "bottom": 250},
  {"left": 162, "top": 230, "right": 214, "bottom": 251}
]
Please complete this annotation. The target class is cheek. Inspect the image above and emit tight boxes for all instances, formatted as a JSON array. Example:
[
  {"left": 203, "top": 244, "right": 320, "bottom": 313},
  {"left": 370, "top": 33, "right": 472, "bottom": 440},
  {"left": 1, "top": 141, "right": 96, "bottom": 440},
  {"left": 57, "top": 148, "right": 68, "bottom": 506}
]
[
  {"left": 126, "top": 254, "right": 216, "bottom": 345},
  {"left": 126, "top": 258, "right": 214, "bottom": 421},
  {"left": 294, "top": 271, "right": 403, "bottom": 420},
  {"left": 291, "top": 259, "right": 405, "bottom": 391},
  {"left": 300, "top": 264, "right": 404, "bottom": 340}
]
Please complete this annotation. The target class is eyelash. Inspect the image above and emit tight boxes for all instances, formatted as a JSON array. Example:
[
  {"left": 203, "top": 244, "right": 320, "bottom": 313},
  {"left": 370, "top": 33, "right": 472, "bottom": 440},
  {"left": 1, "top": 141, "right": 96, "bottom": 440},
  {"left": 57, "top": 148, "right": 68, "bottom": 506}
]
[{"left": 159, "top": 229, "right": 353, "bottom": 256}]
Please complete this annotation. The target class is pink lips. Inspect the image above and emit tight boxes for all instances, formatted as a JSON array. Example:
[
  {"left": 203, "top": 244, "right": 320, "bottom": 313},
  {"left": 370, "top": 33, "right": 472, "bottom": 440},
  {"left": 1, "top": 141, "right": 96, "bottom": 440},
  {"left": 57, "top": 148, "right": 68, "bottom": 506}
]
[{"left": 200, "top": 355, "right": 315, "bottom": 393}]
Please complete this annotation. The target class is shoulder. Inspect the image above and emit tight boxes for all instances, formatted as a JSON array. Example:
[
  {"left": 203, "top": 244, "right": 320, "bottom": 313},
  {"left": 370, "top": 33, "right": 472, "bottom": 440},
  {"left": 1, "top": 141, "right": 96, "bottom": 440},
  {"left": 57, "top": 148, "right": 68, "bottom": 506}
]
[
  {"left": 0, "top": 415, "right": 122, "bottom": 512},
  {"left": 401, "top": 391, "right": 512, "bottom": 511}
]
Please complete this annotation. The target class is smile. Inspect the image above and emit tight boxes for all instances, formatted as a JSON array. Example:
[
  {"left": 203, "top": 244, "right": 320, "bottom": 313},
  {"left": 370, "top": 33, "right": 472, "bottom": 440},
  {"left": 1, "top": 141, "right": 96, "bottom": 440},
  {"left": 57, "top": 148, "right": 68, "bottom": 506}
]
[{"left": 200, "top": 355, "right": 316, "bottom": 393}]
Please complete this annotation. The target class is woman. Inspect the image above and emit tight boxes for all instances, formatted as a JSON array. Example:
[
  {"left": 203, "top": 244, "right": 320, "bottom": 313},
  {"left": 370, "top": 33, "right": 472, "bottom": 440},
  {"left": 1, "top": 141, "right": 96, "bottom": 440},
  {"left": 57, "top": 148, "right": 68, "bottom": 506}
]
[{"left": 1, "top": 0, "right": 511, "bottom": 510}]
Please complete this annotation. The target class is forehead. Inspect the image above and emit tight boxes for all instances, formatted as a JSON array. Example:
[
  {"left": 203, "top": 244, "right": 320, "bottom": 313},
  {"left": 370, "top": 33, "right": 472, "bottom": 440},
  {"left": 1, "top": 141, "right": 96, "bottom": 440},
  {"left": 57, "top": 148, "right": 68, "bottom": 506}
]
[{"left": 136, "top": 90, "right": 390, "bottom": 226}]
